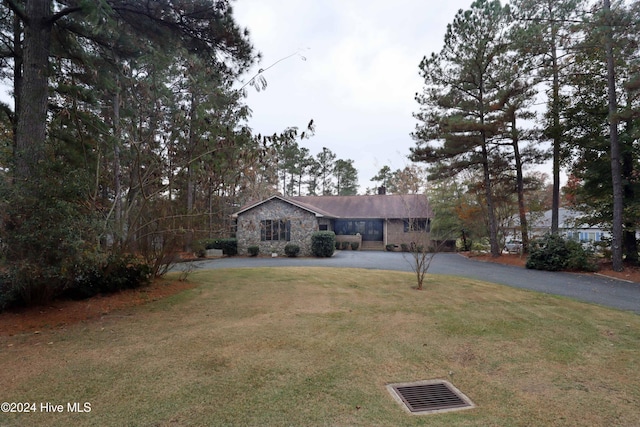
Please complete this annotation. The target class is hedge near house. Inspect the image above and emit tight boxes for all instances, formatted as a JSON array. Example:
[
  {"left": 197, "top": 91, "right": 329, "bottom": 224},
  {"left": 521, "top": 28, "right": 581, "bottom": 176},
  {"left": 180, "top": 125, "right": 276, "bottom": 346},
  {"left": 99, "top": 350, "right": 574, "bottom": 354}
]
[
  {"left": 248, "top": 246, "right": 259, "bottom": 257},
  {"left": 284, "top": 244, "right": 300, "bottom": 257},
  {"left": 202, "top": 238, "right": 238, "bottom": 256},
  {"left": 311, "top": 231, "right": 335, "bottom": 257}
]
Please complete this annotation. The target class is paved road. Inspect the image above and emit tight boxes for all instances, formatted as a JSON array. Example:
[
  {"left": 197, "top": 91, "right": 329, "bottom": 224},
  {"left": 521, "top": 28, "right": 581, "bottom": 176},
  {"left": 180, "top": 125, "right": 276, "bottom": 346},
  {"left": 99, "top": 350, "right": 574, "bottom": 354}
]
[{"left": 177, "top": 251, "right": 640, "bottom": 314}]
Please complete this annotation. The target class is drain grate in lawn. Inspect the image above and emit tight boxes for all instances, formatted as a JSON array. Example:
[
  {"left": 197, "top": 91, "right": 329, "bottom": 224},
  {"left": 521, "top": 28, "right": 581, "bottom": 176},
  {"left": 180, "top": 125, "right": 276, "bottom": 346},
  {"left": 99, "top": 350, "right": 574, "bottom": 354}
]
[{"left": 387, "top": 380, "right": 475, "bottom": 415}]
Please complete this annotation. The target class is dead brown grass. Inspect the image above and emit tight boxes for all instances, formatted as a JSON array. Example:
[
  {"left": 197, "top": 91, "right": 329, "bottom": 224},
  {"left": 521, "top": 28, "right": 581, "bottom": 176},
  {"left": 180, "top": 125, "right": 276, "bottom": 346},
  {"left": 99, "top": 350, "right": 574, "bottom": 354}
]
[
  {"left": 3, "top": 252, "right": 637, "bottom": 339},
  {"left": 1, "top": 267, "right": 639, "bottom": 427}
]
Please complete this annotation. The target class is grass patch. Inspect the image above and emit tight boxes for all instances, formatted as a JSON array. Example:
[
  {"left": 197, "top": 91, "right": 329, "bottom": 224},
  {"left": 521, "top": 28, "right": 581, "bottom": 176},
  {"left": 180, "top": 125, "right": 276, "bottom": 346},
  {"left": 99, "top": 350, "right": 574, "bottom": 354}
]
[{"left": 1, "top": 267, "right": 639, "bottom": 426}]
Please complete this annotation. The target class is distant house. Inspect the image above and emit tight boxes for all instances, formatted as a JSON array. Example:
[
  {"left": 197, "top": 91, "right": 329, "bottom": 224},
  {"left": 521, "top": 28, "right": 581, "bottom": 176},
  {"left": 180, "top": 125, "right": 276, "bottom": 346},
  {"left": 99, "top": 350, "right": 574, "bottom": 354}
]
[
  {"left": 232, "top": 193, "right": 433, "bottom": 256},
  {"left": 530, "top": 208, "right": 609, "bottom": 243}
]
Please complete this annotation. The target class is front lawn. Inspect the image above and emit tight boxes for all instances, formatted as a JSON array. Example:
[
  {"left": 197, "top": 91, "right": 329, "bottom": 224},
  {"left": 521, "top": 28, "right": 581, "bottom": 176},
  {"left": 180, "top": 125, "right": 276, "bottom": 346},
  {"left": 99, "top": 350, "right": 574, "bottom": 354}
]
[{"left": 1, "top": 267, "right": 639, "bottom": 426}]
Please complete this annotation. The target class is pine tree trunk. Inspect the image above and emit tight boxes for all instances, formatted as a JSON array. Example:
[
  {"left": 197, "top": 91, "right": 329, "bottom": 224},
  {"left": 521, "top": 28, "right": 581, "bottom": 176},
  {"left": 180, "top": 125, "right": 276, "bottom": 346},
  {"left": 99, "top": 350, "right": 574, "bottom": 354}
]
[
  {"left": 113, "top": 78, "right": 123, "bottom": 247},
  {"left": 481, "top": 143, "right": 500, "bottom": 257},
  {"left": 479, "top": 80, "right": 499, "bottom": 257},
  {"left": 550, "top": 22, "right": 561, "bottom": 235},
  {"left": 12, "top": 12, "right": 22, "bottom": 159},
  {"left": 511, "top": 114, "right": 529, "bottom": 253},
  {"left": 603, "top": 0, "right": 624, "bottom": 271},
  {"left": 185, "top": 93, "right": 198, "bottom": 251},
  {"left": 15, "top": 0, "right": 52, "bottom": 180},
  {"left": 623, "top": 105, "right": 638, "bottom": 264}
]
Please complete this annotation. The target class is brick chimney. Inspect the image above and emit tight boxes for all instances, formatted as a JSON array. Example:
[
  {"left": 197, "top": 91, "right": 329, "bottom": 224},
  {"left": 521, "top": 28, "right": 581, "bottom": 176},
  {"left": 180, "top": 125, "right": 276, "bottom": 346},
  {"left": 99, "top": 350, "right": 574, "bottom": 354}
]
[{"left": 377, "top": 186, "right": 386, "bottom": 195}]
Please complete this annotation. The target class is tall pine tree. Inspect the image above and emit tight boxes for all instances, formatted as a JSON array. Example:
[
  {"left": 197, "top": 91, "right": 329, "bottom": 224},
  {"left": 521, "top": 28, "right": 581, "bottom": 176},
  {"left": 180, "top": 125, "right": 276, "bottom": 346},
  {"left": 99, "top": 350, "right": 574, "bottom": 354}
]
[{"left": 412, "top": 0, "right": 511, "bottom": 256}]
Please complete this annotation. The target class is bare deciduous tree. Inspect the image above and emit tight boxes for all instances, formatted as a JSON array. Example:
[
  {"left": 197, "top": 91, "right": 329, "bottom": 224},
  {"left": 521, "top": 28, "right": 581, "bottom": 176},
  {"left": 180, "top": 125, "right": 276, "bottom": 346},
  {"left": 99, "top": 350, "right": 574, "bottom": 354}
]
[{"left": 399, "top": 194, "right": 444, "bottom": 290}]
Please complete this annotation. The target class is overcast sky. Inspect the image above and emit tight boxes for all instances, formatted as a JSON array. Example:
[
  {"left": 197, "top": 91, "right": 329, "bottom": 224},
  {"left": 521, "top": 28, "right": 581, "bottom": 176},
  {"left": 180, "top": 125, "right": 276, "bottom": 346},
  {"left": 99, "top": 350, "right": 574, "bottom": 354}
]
[
  {"left": 232, "top": 0, "right": 483, "bottom": 193},
  {"left": 0, "top": 1, "right": 558, "bottom": 194}
]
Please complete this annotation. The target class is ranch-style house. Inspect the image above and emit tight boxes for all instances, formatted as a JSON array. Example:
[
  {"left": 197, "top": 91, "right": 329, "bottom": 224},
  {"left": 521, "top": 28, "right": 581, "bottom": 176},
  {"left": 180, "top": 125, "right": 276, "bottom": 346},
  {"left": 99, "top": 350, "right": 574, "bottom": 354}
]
[{"left": 232, "top": 193, "right": 433, "bottom": 256}]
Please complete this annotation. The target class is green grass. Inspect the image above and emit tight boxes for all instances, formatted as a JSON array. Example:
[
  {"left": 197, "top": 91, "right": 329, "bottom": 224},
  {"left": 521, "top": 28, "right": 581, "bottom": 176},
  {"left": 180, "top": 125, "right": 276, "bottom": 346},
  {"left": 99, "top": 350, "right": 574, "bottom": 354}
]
[{"left": 1, "top": 267, "right": 639, "bottom": 426}]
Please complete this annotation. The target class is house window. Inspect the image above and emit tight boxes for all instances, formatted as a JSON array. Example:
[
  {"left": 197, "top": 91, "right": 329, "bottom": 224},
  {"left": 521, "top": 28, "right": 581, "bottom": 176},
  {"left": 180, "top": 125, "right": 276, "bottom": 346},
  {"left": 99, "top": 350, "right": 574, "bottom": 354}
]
[
  {"left": 404, "top": 218, "right": 430, "bottom": 232},
  {"left": 261, "top": 219, "right": 291, "bottom": 241},
  {"left": 336, "top": 220, "right": 366, "bottom": 235},
  {"left": 567, "top": 231, "right": 580, "bottom": 241},
  {"left": 334, "top": 219, "right": 383, "bottom": 241}
]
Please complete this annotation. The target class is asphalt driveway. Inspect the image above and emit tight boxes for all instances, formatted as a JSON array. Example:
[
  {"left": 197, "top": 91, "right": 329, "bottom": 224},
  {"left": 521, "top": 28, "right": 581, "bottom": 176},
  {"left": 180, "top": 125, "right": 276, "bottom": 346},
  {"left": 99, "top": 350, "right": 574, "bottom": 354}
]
[{"left": 179, "top": 251, "right": 640, "bottom": 314}]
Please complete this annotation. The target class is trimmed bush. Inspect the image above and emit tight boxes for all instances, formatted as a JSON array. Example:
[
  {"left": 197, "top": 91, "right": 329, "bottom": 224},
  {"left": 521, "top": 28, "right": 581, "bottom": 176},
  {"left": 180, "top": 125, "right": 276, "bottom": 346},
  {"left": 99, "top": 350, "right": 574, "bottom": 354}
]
[
  {"left": 312, "top": 231, "right": 335, "bottom": 257},
  {"left": 248, "top": 245, "right": 260, "bottom": 257},
  {"left": 400, "top": 243, "right": 409, "bottom": 252},
  {"left": 284, "top": 244, "right": 300, "bottom": 257},
  {"left": 386, "top": 244, "right": 396, "bottom": 252},
  {"left": 205, "top": 238, "right": 238, "bottom": 256},
  {"left": 527, "top": 234, "right": 568, "bottom": 271},
  {"left": 341, "top": 241, "right": 350, "bottom": 250},
  {"left": 0, "top": 253, "right": 155, "bottom": 311},
  {"left": 220, "top": 239, "right": 238, "bottom": 256},
  {"left": 526, "top": 234, "right": 597, "bottom": 272},
  {"left": 351, "top": 242, "right": 360, "bottom": 250},
  {"left": 201, "top": 239, "right": 217, "bottom": 250},
  {"left": 63, "top": 254, "right": 152, "bottom": 300},
  {"left": 410, "top": 242, "right": 426, "bottom": 253}
]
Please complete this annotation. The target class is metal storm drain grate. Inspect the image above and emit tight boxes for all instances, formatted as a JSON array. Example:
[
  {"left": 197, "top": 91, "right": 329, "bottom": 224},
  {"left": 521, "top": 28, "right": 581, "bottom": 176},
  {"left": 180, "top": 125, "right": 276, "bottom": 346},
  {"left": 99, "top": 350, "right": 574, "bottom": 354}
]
[{"left": 387, "top": 380, "right": 475, "bottom": 415}]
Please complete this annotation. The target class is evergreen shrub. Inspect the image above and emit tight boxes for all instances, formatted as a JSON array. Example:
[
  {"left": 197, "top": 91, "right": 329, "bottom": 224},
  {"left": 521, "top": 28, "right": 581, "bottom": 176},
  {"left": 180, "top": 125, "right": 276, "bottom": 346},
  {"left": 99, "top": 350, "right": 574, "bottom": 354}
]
[
  {"left": 526, "top": 234, "right": 597, "bottom": 272},
  {"left": 311, "top": 231, "right": 335, "bottom": 257},
  {"left": 0, "top": 254, "right": 152, "bottom": 311},
  {"left": 209, "top": 238, "right": 238, "bottom": 256},
  {"left": 64, "top": 254, "right": 152, "bottom": 300},
  {"left": 284, "top": 244, "right": 300, "bottom": 257}
]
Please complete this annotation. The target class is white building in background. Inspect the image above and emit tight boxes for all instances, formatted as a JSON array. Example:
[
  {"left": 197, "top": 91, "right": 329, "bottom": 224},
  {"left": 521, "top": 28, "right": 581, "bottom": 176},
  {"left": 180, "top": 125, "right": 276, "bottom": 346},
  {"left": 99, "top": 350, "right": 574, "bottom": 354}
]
[{"left": 529, "top": 208, "right": 609, "bottom": 243}]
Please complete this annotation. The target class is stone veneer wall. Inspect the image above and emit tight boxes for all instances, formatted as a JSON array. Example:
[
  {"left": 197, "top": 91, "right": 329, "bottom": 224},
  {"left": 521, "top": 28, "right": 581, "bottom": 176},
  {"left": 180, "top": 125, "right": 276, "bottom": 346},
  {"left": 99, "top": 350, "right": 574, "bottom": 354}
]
[{"left": 236, "top": 199, "right": 319, "bottom": 256}]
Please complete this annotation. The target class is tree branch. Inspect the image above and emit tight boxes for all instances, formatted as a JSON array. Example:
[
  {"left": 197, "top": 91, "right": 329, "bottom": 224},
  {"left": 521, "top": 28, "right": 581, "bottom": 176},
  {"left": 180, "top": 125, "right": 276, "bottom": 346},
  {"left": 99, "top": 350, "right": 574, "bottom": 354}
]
[
  {"left": 2, "top": 0, "right": 27, "bottom": 22},
  {"left": 48, "top": 6, "right": 84, "bottom": 24}
]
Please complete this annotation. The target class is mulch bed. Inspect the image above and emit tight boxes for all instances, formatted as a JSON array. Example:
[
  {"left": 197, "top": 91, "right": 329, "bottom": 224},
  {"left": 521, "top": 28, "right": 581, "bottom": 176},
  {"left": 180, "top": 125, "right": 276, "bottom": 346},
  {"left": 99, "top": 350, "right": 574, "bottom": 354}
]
[
  {"left": 0, "top": 279, "right": 198, "bottom": 337},
  {"left": 465, "top": 252, "right": 640, "bottom": 283}
]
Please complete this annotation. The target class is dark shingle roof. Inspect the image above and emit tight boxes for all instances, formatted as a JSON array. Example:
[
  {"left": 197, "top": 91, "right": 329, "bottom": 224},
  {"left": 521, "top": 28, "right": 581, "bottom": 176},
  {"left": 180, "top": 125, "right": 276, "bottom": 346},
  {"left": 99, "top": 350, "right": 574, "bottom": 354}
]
[
  {"left": 291, "top": 195, "right": 432, "bottom": 219},
  {"left": 232, "top": 195, "right": 335, "bottom": 218},
  {"left": 233, "top": 194, "right": 432, "bottom": 219}
]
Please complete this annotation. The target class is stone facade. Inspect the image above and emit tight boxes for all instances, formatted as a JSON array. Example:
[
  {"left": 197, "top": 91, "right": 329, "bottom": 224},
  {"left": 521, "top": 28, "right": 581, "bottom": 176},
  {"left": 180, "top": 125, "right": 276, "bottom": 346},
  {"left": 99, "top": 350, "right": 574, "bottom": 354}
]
[
  {"left": 234, "top": 195, "right": 433, "bottom": 254},
  {"left": 236, "top": 198, "right": 319, "bottom": 256}
]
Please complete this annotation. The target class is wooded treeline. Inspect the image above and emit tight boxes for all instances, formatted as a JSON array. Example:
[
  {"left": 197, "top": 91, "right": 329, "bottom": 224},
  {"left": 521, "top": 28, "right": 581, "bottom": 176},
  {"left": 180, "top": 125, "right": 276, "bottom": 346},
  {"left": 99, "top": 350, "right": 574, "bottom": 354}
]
[
  {"left": 412, "top": 0, "right": 639, "bottom": 270},
  {"left": 0, "top": 0, "right": 355, "bottom": 307},
  {"left": 0, "top": 0, "right": 638, "bottom": 308}
]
